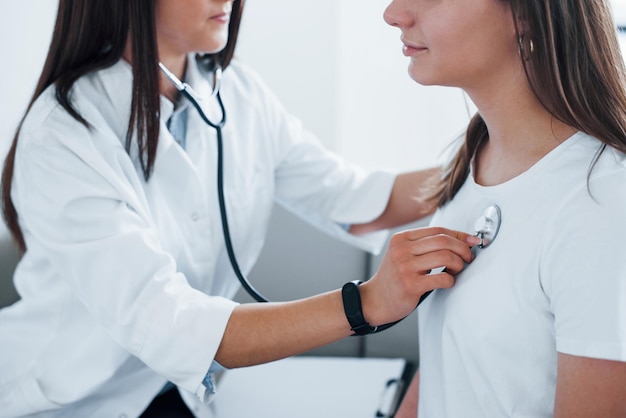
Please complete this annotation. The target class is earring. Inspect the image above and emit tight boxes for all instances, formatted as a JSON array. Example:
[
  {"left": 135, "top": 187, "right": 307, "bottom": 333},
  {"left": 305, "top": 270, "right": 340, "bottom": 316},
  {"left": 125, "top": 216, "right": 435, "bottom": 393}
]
[{"left": 518, "top": 34, "right": 535, "bottom": 61}]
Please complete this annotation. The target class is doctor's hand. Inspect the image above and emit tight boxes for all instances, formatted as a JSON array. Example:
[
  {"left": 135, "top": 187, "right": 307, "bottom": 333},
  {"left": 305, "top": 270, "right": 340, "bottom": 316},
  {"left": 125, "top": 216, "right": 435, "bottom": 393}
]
[{"left": 359, "top": 227, "right": 480, "bottom": 327}]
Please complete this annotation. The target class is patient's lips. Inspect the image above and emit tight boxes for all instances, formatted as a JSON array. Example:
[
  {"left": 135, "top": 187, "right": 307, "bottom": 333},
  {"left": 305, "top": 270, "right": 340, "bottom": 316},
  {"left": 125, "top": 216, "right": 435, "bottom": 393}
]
[{"left": 401, "top": 39, "right": 428, "bottom": 57}]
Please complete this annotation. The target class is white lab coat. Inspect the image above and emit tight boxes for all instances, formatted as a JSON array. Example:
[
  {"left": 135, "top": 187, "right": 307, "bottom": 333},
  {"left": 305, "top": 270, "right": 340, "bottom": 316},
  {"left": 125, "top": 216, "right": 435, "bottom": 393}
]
[{"left": 0, "top": 56, "right": 395, "bottom": 417}]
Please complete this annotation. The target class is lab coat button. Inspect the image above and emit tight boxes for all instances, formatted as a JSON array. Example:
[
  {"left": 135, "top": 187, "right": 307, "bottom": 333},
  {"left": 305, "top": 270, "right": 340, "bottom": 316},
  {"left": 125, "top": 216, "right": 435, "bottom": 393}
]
[
  {"left": 191, "top": 212, "right": 200, "bottom": 221},
  {"left": 118, "top": 414, "right": 128, "bottom": 418}
]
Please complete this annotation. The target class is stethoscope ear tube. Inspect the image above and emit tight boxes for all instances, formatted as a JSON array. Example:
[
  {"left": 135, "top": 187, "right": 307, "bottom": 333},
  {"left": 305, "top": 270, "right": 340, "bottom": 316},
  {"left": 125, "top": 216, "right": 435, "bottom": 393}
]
[{"left": 159, "top": 61, "right": 266, "bottom": 302}]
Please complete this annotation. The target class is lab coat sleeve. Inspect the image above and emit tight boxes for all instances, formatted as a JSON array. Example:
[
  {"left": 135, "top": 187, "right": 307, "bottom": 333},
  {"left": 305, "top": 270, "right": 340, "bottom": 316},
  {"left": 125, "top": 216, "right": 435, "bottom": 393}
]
[
  {"left": 233, "top": 63, "right": 396, "bottom": 254},
  {"left": 12, "top": 123, "right": 237, "bottom": 397},
  {"left": 275, "top": 128, "right": 395, "bottom": 254}
]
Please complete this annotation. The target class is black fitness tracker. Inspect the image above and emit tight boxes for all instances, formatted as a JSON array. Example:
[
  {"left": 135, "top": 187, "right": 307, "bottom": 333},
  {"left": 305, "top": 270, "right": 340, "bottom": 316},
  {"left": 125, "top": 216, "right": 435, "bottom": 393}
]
[{"left": 341, "top": 280, "right": 377, "bottom": 336}]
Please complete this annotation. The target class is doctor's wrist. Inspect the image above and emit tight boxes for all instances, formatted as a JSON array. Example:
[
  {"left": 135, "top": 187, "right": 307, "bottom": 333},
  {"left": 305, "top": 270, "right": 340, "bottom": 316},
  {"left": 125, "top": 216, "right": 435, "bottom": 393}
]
[{"left": 341, "top": 281, "right": 379, "bottom": 335}]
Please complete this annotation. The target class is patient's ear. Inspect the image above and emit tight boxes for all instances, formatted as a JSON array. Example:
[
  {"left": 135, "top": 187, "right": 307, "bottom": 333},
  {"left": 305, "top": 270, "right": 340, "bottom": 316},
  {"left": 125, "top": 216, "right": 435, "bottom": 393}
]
[
  {"left": 513, "top": 5, "right": 531, "bottom": 37},
  {"left": 511, "top": 5, "right": 534, "bottom": 59}
]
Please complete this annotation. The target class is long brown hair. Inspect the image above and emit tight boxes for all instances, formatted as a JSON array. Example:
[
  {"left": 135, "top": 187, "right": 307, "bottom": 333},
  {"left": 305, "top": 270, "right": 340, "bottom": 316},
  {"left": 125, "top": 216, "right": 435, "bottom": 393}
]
[
  {"left": 1, "top": 0, "right": 245, "bottom": 253},
  {"left": 436, "top": 0, "right": 626, "bottom": 206}
]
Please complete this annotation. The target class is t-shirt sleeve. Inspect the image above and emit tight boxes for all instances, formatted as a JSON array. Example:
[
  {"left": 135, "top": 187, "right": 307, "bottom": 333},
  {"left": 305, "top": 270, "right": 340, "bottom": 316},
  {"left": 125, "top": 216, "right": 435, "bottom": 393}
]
[{"left": 540, "top": 168, "right": 626, "bottom": 361}]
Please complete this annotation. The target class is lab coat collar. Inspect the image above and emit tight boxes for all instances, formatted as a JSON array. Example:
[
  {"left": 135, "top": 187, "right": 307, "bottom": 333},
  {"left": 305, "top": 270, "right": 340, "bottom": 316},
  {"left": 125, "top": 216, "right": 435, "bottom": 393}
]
[
  {"left": 95, "top": 56, "right": 207, "bottom": 134},
  {"left": 95, "top": 59, "right": 134, "bottom": 141},
  {"left": 95, "top": 58, "right": 181, "bottom": 159}
]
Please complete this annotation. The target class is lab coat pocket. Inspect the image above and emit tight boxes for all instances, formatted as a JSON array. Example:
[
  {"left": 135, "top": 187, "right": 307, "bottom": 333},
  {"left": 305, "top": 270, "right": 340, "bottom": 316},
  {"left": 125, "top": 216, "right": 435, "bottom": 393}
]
[{"left": 226, "top": 171, "right": 272, "bottom": 238}]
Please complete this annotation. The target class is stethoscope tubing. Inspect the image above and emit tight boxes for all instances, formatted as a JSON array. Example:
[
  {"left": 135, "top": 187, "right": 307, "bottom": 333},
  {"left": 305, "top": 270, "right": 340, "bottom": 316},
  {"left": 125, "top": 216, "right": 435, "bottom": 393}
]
[
  {"left": 160, "top": 61, "right": 269, "bottom": 302},
  {"left": 188, "top": 90, "right": 269, "bottom": 302},
  {"left": 212, "top": 99, "right": 270, "bottom": 303}
]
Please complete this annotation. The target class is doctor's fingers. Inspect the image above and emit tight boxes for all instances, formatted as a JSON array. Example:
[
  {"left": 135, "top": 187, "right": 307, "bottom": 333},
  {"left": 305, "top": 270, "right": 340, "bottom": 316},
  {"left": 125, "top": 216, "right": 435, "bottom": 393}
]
[
  {"left": 389, "top": 228, "right": 477, "bottom": 264},
  {"left": 402, "top": 226, "right": 480, "bottom": 247},
  {"left": 396, "top": 248, "right": 468, "bottom": 277},
  {"left": 390, "top": 249, "right": 467, "bottom": 298},
  {"left": 369, "top": 248, "right": 459, "bottom": 315}
]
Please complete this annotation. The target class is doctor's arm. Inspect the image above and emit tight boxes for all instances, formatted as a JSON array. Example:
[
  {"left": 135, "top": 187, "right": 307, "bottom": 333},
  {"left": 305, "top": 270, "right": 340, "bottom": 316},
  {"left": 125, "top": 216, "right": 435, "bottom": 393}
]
[
  {"left": 553, "top": 353, "right": 626, "bottom": 417},
  {"left": 349, "top": 167, "right": 441, "bottom": 235},
  {"left": 214, "top": 227, "right": 478, "bottom": 369}
]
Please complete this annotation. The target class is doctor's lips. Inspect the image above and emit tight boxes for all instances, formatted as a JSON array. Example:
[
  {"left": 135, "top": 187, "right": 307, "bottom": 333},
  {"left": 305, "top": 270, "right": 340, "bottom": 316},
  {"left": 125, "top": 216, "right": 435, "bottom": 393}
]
[{"left": 210, "top": 12, "right": 231, "bottom": 24}]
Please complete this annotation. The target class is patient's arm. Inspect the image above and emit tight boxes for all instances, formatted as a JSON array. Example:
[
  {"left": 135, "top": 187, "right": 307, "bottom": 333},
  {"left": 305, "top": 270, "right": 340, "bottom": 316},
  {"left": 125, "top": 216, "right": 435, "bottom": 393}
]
[{"left": 554, "top": 352, "right": 626, "bottom": 417}]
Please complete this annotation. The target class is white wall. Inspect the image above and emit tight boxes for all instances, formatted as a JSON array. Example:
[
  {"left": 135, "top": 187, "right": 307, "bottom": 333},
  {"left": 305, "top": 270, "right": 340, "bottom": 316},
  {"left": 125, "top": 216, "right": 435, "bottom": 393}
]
[
  {"left": 334, "top": 1, "right": 473, "bottom": 171},
  {"left": 613, "top": 0, "right": 626, "bottom": 25},
  {"left": 235, "top": 0, "right": 340, "bottom": 153},
  {"left": 615, "top": 0, "right": 626, "bottom": 54},
  {"left": 0, "top": 1, "right": 57, "bottom": 238},
  {"left": 0, "top": 1, "right": 57, "bottom": 158},
  {"left": 237, "top": 0, "right": 473, "bottom": 172}
]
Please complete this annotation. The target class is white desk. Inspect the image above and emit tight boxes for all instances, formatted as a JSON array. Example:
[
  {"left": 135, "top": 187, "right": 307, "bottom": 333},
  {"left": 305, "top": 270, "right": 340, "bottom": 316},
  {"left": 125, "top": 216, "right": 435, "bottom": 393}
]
[{"left": 210, "top": 356, "right": 409, "bottom": 417}]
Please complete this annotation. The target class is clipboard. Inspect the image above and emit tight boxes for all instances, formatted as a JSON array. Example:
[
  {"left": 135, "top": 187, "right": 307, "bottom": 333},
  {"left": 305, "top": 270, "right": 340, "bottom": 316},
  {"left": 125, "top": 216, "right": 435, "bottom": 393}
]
[{"left": 210, "top": 356, "right": 412, "bottom": 418}]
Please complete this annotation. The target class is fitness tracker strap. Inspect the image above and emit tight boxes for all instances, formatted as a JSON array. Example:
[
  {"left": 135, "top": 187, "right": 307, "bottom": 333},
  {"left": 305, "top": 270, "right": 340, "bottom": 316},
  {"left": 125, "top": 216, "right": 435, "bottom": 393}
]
[{"left": 341, "top": 280, "right": 377, "bottom": 336}]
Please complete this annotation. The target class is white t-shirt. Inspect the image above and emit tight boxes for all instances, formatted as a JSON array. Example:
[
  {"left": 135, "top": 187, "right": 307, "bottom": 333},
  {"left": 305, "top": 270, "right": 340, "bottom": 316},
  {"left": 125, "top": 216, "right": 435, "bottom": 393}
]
[{"left": 419, "top": 132, "right": 626, "bottom": 417}]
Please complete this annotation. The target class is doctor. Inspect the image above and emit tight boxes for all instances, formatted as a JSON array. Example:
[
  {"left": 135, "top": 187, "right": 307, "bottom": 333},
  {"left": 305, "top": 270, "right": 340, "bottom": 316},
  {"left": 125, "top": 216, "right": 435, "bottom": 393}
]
[{"left": 0, "top": 0, "right": 478, "bottom": 417}]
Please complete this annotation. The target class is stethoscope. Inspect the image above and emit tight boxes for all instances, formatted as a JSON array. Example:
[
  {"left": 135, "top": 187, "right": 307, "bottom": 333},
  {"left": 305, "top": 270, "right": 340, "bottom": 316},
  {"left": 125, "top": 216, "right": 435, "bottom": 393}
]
[
  {"left": 472, "top": 204, "right": 501, "bottom": 250},
  {"left": 159, "top": 59, "right": 271, "bottom": 303},
  {"left": 158, "top": 59, "right": 503, "bottom": 325}
]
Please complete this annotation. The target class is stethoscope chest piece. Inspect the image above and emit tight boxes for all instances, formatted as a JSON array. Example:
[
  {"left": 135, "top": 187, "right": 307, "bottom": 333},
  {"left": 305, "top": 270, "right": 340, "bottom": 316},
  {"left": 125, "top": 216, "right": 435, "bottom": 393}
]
[{"left": 473, "top": 204, "right": 501, "bottom": 248}]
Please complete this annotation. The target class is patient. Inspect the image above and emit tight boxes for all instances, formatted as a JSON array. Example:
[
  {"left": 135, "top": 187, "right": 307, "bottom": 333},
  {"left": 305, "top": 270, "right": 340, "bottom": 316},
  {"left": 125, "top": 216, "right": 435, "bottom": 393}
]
[{"left": 384, "top": 0, "right": 626, "bottom": 416}]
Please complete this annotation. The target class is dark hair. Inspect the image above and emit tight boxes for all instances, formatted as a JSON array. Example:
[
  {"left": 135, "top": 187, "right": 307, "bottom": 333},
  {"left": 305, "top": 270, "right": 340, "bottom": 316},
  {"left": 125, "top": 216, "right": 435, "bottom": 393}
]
[
  {"left": 1, "top": 0, "right": 246, "bottom": 253},
  {"left": 436, "top": 0, "right": 626, "bottom": 206}
]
